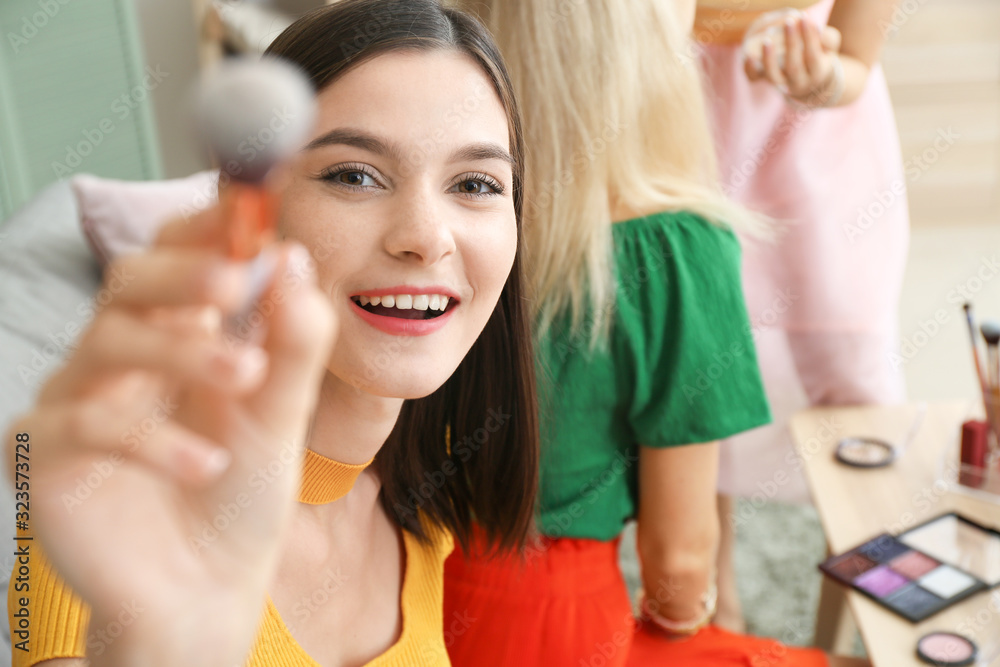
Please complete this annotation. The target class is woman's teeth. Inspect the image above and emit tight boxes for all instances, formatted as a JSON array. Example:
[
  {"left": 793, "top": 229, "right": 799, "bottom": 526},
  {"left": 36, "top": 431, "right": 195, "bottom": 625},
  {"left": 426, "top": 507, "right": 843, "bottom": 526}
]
[{"left": 356, "top": 294, "right": 450, "bottom": 311}]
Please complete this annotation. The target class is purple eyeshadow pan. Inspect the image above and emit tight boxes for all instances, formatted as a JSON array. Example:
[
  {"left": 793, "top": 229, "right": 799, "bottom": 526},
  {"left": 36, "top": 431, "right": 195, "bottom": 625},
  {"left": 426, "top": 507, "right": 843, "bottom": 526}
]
[{"left": 855, "top": 565, "right": 909, "bottom": 597}]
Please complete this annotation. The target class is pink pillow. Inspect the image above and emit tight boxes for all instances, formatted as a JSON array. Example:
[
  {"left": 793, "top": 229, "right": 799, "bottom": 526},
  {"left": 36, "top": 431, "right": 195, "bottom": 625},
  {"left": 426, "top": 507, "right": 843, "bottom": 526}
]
[{"left": 71, "top": 170, "right": 220, "bottom": 266}]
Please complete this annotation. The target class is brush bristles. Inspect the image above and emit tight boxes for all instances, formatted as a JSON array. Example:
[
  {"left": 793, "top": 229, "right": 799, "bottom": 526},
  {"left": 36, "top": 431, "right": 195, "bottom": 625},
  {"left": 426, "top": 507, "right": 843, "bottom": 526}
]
[{"left": 981, "top": 321, "right": 1000, "bottom": 346}]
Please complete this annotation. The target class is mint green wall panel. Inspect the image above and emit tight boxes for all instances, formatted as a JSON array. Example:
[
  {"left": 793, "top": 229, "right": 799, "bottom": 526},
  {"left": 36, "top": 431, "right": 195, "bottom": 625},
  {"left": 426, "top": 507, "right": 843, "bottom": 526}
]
[{"left": 0, "top": 0, "right": 163, "bottom": 220}]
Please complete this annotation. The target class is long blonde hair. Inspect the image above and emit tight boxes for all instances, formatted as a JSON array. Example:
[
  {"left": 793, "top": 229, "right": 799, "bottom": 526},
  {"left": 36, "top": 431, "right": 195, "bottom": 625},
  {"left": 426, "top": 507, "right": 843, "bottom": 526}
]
[{"left": 451, "top": 0, "right": 764, "bottom": 343}]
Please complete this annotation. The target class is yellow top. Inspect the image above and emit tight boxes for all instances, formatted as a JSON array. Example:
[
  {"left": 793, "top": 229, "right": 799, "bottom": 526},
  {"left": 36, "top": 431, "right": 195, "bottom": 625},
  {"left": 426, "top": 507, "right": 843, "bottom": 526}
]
[
  {"left": 694, "top": 0, "right": 822, "bottom": 44},
  {"left": 8, "top": 448, "right": 455, "bottom": 666}
]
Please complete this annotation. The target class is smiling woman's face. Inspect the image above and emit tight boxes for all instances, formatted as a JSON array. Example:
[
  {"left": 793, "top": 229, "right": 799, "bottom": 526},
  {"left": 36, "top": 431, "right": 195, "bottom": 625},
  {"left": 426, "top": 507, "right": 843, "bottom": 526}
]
[{"left": 278, "top": 49, "right": 517, "bottom": 399}]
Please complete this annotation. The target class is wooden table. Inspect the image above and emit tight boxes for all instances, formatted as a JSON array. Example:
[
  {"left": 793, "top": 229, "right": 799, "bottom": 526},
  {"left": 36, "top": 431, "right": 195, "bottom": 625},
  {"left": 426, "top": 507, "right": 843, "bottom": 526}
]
[{"left": 789, "top": 401, "right": 1000, "bottom": 666}]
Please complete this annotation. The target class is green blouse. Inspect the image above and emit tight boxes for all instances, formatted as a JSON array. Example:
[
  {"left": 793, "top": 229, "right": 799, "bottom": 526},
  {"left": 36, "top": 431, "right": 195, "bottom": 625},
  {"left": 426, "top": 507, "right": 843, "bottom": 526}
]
[{"left": 535, "top": 210, "right": 771, "bottom": 541}]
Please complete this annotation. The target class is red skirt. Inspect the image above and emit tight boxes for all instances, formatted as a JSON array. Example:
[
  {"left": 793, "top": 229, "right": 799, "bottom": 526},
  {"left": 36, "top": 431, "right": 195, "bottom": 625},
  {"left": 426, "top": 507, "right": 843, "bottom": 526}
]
[{"left": 443, "top": 529, "right": 830, "bottom": 667}]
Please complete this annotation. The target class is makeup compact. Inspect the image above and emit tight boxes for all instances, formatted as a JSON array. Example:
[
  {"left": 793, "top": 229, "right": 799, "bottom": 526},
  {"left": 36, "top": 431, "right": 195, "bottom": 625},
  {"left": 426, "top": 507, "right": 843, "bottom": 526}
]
[
  {"left": 916, "top": 632, "right": 978, "bottom": 666},
  {"left": 835, "top": 403, "right": 927, "bottom": 470},
  {"left": 819, "top": 513, "right": 1000, "bottom": 622},
  {"left": 835, "top": 437, "right": 896, "bottom": 468}
]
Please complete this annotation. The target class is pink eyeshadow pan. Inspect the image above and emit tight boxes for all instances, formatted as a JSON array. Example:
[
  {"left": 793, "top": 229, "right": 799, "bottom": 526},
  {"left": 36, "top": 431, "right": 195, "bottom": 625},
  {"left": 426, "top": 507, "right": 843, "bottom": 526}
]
[{"left": 890, "top": 550, "right": 939, "bottom": 580}]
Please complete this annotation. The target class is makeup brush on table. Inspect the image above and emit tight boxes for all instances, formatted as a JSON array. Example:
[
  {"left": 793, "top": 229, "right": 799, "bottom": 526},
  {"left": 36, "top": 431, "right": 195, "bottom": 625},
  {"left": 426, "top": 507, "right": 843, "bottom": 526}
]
[
  {"left": 191, "top": 56, "right": 317, "bottom": 342},
  {"left": 963, "top": 303, "right": 989, "bottom": 396},
  {"left": 980, "top": 320, "right": 1000, "bottom": 461}
]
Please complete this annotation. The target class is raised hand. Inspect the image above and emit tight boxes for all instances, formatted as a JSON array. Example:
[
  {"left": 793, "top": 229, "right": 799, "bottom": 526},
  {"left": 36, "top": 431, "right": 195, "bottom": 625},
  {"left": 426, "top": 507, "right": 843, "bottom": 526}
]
[
  {"left": 745, "top": 15, "right": 843, "bottom": 107},
  {"left": 6, "top": 199, "right": 335, "bottom": 666}
]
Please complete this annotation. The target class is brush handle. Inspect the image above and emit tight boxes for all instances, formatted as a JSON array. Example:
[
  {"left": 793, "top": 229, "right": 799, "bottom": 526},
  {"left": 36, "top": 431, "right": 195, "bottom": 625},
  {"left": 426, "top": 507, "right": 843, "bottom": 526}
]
[
  {"left": 219, "top": 185, "right": 280, "bottom": 346},
  {"left": 985, "top": 343, "right": 1000, "bottom": 457},
  {"left": 965, "top": 307, "right": 989, "bottom": 392},
  {"left": 991, "top": 345, "right": 1000, "bottom": 393}
]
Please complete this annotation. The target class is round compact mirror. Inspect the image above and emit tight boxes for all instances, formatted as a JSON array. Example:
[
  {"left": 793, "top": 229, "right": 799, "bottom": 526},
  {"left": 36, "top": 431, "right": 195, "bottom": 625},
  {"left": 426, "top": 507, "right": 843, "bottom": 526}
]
[{"left": 835, "top": 437, "right": 896, "bottom": 469}]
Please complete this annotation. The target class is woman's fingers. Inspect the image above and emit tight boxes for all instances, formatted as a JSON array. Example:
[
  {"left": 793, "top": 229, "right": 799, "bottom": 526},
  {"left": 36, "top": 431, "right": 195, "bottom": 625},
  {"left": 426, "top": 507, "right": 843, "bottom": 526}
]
[
  {"left": 103, "top": 246, "right": 280, "bottom": 314},
  {"left": 153, "top": 204, "right": 227, "bottom": 250},
  {"left": 743, "top": 54, "right": 764, "bottom": 81},
  {"left": 761, "top": 39, "right": 786, "bottom": 91},
  {"left": 39, "top": 307, "right": 268, "bottom": 405},
  {"left": 16, "top": 388, "right": 230, "bottom": 488},
  {"left": 144, "top": 304, "right": 223, "bottom": 340},
  {"left": 782, "top": 18, "right": 808, "bottom": 93},
  {"left": 820, "top": 25, "right": 842, "bottom": 53},
  {"left": 241, "top": 243, "right": 336, "bottom": 443},
  {"left": 802, "top": 20, "right": 827, "bottom": 82}
]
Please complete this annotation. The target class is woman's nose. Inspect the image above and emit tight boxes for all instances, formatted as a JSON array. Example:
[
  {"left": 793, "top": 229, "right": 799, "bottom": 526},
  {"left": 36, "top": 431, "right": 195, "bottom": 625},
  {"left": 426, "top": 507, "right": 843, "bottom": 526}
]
[{"left": 383, "top": 189, "right": 457, "bottom": 266}]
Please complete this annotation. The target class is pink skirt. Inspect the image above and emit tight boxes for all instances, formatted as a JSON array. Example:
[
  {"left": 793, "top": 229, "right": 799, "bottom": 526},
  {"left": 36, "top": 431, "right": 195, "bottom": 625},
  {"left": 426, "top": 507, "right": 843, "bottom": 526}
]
[{"left": 701, "top": 1, "right": 911, "bottom": 501}]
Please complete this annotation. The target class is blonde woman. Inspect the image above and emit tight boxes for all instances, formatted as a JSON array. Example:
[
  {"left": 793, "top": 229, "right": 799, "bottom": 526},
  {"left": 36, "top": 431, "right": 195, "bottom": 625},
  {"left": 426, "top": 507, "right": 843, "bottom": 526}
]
[{"left": 442, "top": 0, "right": 864, "bottom": 665}]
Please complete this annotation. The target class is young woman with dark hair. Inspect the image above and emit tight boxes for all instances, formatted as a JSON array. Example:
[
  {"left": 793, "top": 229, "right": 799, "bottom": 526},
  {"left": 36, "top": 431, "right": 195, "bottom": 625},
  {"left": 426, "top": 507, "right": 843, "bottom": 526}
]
[{"left": 6, "top": 1, "right": 537, "bottom": 665}]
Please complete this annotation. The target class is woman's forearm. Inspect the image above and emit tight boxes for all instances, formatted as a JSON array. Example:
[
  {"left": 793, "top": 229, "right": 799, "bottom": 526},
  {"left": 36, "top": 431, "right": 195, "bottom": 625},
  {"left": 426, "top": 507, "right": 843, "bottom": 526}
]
[
  {"left": 827, "top": 0, "right": 899, "bottom": 106},
  {"left": 830, "top": 52, "right": 870, "bottom": 107},
  {"left": 635, "top": 441, "right": 720, "bottom": 623},
  {"left": 638, "top": 524, "right": 719, "bottom": 621}
]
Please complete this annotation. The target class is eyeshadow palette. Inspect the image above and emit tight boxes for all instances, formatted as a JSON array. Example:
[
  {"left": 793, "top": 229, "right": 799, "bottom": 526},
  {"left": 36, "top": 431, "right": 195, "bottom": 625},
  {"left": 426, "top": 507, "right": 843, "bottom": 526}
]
[{"left": 819, "top": 513, "right": 1000, "bottom": 623}]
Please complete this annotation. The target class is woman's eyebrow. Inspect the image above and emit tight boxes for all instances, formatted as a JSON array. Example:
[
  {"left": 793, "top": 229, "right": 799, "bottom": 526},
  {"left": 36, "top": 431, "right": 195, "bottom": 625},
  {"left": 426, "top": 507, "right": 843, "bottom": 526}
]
[
  {"left": 304, "top": 128, "right": 406, "bottom": 163},
  {"left": 449, "top": 143, "right": 514, "bottom": 167},
  {"left": 304, "top": 128, "right": 513, "bottom": 168}
]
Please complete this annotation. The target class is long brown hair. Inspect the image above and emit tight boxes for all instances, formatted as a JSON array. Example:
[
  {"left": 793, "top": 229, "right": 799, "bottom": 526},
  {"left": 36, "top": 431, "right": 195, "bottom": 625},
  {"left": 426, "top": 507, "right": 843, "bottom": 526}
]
[{"left": 265, "top": 0, "right": 538, "bottom": 553}]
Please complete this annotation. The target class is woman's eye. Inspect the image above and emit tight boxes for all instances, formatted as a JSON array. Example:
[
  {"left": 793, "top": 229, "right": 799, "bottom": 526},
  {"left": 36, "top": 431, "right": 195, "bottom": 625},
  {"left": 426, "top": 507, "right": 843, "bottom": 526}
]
[
  {"left": 451, "top": 176, "right": 502, "bottom": 197},
  {"left": 459, "top": 180, "right": 488, "bottom": 194},
  {"left": 335, "top": 170, "right": 376, "bottom": 187}
]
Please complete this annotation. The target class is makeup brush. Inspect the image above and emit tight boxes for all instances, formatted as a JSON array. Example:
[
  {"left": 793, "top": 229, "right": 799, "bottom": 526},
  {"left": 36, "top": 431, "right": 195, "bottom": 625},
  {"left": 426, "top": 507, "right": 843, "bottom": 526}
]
[
  {"left": 964, "top": 303, "right": 989, "bottom": 394},
  {"left": 193, "top": 55, "right": 316, "bottom": 188},
  {"left": 980, "top": 320, "right": 1000, "bottom": 457},
  {"left": 191, "top": 56, "right": 316, "bottom": 341}
]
